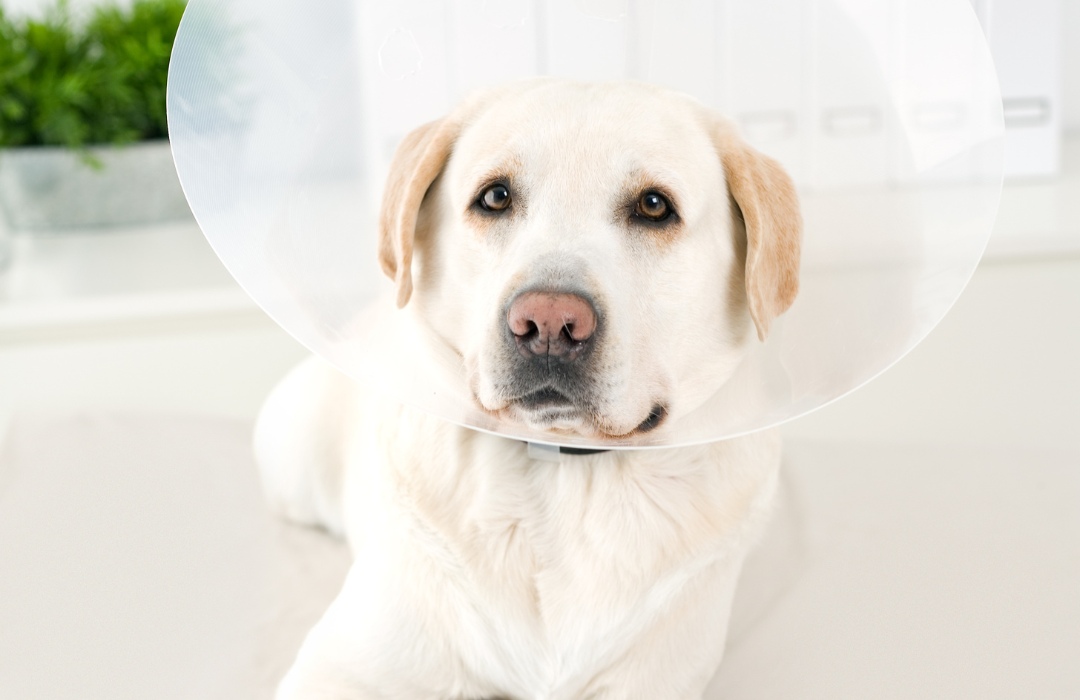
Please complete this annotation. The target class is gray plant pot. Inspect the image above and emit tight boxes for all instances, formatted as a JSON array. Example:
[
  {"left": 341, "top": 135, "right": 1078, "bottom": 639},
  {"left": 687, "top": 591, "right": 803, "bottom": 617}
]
[{"left": 0, "top": 140, "right": 193, "bottom": 232}]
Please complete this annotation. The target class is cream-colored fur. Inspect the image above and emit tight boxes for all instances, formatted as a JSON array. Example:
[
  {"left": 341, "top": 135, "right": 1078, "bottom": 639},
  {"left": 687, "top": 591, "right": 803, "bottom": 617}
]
[{"left": 255, "top": 79, "right": 801, "bottom": 699}]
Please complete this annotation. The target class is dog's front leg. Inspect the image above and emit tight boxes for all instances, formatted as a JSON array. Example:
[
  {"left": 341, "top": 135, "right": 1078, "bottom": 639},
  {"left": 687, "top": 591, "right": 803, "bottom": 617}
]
[
  {"left": 575, "top": 553, "right": 746, "bottom": 700},
  {"left": 275, "top": 562, "right": 490, "bottom": 700},
  {"left": 276, "top": 594, "right": 431, "bottom": 700}
]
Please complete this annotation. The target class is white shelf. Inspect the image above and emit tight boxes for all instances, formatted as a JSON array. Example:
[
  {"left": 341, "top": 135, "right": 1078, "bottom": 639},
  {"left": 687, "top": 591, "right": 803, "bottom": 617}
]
[{"left": 0, "top": 220, "right": 258, "bottom": 339}]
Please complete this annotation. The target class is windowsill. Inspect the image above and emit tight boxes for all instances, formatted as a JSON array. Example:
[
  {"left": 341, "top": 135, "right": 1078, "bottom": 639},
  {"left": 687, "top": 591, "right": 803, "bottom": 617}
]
[
  {"left": 984, "top": 130, "right": 1080, "bottom": 260},
  {"left": 0, "top": 219, "right": 256, "bottom": 340}
]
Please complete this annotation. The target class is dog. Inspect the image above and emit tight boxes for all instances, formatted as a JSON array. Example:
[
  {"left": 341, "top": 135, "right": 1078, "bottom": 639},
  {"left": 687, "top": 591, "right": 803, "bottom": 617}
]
[{"left": 254, "top": 78, "right": 801, "bottom": 699}]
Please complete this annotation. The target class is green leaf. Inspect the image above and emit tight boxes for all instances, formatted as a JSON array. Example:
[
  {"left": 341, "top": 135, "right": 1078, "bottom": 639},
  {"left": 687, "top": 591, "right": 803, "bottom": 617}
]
[{"left": 0, "top": 0, "right": 188, "bottom": 149}]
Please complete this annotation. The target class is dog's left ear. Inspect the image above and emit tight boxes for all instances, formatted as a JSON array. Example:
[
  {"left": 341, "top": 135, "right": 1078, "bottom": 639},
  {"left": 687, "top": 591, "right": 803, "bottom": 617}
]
[
  {"left": 711, "top": 119, "right": 802, "bottom": 341},
  {"left": 378, "top": 118, "right": 459, "bottom": 308}
]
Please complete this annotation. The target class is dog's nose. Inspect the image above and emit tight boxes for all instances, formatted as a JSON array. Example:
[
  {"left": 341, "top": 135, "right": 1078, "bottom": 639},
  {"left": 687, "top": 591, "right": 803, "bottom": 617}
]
[{"left": 507, "top": 291, "right": 597, "bottom": 360}]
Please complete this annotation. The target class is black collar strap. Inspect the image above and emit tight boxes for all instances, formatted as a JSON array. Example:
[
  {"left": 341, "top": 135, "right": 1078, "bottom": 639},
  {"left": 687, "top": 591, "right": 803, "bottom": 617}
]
[
  {"left": 525, "top": 441, "right": 610, "bottom": 461},
  {"left": 558, "top": 446, "right": 610, "bottom": 455}
]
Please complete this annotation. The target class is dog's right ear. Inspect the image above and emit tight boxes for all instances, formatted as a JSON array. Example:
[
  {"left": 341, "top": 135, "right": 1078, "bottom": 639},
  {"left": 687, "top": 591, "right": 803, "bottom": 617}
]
[{"left": 378, "top": 118, "right": 459, "bottom": 308}]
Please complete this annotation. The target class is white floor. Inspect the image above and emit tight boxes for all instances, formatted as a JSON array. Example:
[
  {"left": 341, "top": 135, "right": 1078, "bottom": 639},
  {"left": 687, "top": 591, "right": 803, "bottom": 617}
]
[
  {"left": 0, "top": 415, "right": 1075, "bottom": 699},
  {"left": 0, "top": 218, "right": 1078, "bottom": 697}
]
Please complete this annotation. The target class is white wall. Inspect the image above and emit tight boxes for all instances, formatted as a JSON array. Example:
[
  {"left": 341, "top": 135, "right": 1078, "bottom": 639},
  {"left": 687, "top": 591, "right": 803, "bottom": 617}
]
[
  {"left": 1064, "top": 0, "right": 1080, "bottom": 131},
  {"left": 7, "top": 0, "right": 1079, "bottom": 132}
]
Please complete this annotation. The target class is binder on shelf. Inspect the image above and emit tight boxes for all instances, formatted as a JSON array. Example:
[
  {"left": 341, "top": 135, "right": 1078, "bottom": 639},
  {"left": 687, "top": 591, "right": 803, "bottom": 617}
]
[{"left": 975, "top": 0, "right": 1062, "bottom": 178}]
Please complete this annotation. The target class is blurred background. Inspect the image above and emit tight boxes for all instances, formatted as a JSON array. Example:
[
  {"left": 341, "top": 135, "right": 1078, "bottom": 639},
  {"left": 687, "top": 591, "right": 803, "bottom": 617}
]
[
  {"left": 0, "top": 1, "right": 1076, "bottom": 699},
  {"left": 0, "top": 0, "right": 1076, "bottom": 444}
]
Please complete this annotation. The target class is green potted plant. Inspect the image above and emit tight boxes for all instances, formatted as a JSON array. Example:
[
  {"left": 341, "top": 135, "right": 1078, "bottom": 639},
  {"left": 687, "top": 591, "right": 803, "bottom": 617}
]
[{"left": 0, "top": 0, "right": 189, "bottom": 232}]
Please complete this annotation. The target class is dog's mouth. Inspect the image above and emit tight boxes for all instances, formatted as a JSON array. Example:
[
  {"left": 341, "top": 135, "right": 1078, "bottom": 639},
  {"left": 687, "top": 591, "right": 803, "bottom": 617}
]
[
  {"left": 502, "top": 386, "right": 668, "bottom": 438},
  {"left": 510, "top": 386, "right": 584, "bottom": 428},
  {"left": 517, "top": 386, "right": 575, "bottom": 410},
  {"left": 634, "top": 404, "right": 668, "bottom": 434}
]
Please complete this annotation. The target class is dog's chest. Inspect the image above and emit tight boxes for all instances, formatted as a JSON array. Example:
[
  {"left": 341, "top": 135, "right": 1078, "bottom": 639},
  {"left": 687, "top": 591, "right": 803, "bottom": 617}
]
[{"left": 396, "top": 447, "right": 737, "bottom": 693}]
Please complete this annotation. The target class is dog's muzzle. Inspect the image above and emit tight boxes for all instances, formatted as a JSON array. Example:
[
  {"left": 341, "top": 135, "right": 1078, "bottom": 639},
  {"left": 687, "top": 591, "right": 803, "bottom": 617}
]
[{"left": 502, "top": 289, "right": 600, "bottom": 410}]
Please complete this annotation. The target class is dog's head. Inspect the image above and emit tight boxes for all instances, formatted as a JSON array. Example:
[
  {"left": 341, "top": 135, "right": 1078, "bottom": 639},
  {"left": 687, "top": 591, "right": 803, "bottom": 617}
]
[{"left": 378, "top": 79, "right": 800, "bottom": 440}]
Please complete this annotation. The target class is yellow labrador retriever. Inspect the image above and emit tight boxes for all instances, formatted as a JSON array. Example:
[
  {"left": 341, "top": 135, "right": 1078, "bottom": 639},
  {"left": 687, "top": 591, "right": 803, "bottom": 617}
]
[{"left": 255, "top": 78, "right": 800, "bottom": 699}]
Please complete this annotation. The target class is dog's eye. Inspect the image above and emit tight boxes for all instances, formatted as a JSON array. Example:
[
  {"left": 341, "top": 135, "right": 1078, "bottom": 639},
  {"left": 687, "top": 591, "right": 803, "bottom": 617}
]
[
  {"left": 635, "top": 191, "right": 673, "bottom": 222},
  {"left": 479, "top": 183, "right": 512, "bottom": 212}
]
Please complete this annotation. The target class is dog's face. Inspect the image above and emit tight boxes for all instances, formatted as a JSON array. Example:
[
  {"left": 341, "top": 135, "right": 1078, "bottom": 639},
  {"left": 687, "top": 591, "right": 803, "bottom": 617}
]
[{"left": 379, "top": 80, "right": 800, "bottom": 440}]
